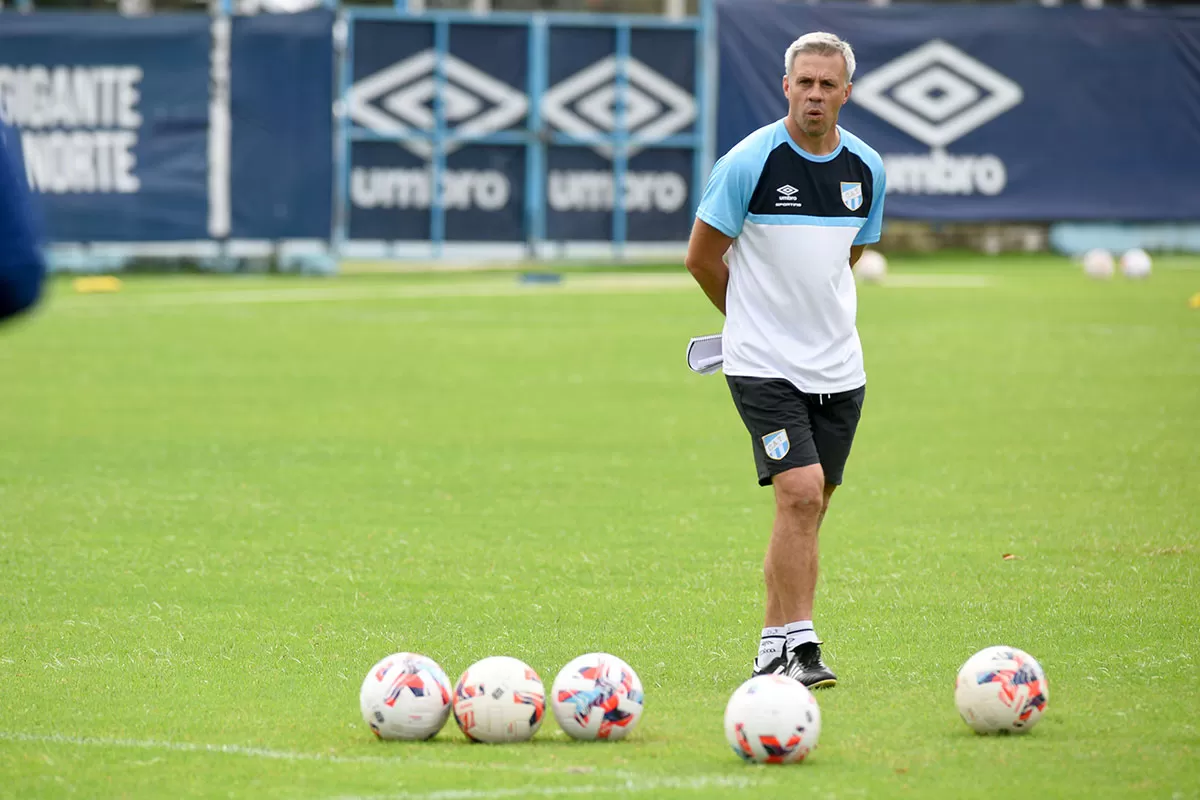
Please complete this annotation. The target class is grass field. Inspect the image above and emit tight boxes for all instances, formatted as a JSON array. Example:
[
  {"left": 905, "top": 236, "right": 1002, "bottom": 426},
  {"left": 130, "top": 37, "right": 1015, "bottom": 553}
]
[{"left": 1, "top": 254, "right": 1197, "bottom": 799}]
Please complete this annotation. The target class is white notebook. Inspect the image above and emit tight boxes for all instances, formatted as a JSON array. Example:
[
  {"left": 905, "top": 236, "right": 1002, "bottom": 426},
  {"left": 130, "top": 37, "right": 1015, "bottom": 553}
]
[{"left": 686, "top": 333, "right": 723, "bottom": 375}]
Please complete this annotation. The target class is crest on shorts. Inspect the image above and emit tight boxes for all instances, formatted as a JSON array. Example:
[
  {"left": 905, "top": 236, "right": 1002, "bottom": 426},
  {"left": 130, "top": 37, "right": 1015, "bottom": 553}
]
[
  {"left": 841, "top": 182, "right": 863, "bottom": 211},
  {"left": 762, "top": 429, "right": 790, "bottom": 461}
]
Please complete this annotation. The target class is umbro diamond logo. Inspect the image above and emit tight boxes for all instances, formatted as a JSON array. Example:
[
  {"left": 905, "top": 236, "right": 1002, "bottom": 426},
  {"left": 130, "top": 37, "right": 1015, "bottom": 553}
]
[
  {"left": 541, "top": 56, "right": 697, "bottom": 159},
  {"left": 348, "top": 52, "right": 696, "bottom": 164},
  {"left": 347, "top": 50, "right": 528, "bottom": 160},
  {"left": 852, "top": 40, "right": 1023, "bottom": 149},
  {"left": 776, "top": 184, "right": 802, "bottom": 208}
]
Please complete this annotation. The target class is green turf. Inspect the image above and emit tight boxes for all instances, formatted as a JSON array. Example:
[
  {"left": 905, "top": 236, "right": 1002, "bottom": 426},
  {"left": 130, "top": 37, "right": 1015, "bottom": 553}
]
[{"left": 1, "top": 256, "right": 1197, "bottom": 799}]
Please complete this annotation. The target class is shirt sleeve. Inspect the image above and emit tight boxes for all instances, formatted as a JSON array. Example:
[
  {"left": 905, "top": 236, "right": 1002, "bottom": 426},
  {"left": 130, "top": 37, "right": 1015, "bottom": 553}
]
[
  {"left": 695, "top": 148, "right": 757, "bottom": 239},
  {"left": 853, "top": 158, "right": 886, "bottom": 246},
  {"left": 0, "top": 125, "right": 45, "bottom": 322}
]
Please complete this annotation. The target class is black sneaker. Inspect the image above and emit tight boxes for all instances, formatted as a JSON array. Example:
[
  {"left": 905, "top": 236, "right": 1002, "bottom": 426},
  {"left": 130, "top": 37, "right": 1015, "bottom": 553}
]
[
  {"left": 751, "top": 649, "right": 789, "bottom": 678},
  {"left": 784, "top": 642, "right": 837, "bottom": 689}
]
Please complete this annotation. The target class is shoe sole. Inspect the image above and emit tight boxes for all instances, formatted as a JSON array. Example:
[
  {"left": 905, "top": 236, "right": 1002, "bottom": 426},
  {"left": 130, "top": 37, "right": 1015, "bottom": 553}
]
[{"left": 805, "top": 678, "right": 837, "bottom": 689}]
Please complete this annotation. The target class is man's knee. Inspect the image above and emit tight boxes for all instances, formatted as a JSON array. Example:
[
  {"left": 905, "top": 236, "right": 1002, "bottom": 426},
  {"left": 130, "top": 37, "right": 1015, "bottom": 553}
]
[{"left": 773, "top": 465, "right": 825, "bottom": 520}]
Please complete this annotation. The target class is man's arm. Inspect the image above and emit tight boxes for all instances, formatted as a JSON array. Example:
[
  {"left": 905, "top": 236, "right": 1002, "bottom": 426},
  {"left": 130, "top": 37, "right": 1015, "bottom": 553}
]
[
  {"left": 685, "top": 218, "right": 734, "bottom": 316},
  {"left": 851, "top": 154, "right": 886, "bottom": 272}
]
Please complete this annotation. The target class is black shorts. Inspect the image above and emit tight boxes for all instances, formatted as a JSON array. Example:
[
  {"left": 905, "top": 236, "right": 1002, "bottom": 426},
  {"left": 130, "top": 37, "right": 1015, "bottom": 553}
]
[{"left": 726, "top": 376, "right": 866, "bottom": 488}]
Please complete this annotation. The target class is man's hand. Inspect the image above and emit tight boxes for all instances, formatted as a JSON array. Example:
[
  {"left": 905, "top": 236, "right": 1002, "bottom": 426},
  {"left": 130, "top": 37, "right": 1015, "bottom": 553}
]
[{"left": 685, "top": 218, "right": 734, "bottom": 315}]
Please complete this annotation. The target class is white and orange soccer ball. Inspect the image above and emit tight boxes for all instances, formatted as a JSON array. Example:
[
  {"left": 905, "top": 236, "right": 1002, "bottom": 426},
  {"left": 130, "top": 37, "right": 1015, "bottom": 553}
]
[
  {"left": 551, "top": 653, "right": 645, "bottom": 741},
  {"left": 954, "top": 646, "right": 1049, "bottom": 734},
  {"left": 724, "top": 674, "right": 821, "bottom": 764},
  {"left": 1082, "top": 248, "right": 1115, "bottom": 279},
  {"left": 359, "top": 652, "right": 453, "bottom": 740},
  {"left": 854, "top": 249, "right": 888, "bottom": 283},
  {"left": 453, "top": 656, "right": 546, "bottom": 743}
]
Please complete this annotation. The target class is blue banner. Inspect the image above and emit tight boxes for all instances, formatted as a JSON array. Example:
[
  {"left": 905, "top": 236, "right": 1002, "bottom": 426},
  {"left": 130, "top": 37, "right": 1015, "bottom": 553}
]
[
  {"left": 0, "top": 14, "right": 211, "bottom": 241},
  {"left": 543, "top": 26, "right": 697, "bottom": 241},
  {"left": 717, "top": 2, "right": 1200, "bottom": 221},
  {"left": 230, "top": 10, "right": 334, "bottom": 240},
  {"left": 347, "top": 20, "right": 527, "bottom": 241},
  {"left": 344, "top": 17, "right": 701, "bottom": 242}
]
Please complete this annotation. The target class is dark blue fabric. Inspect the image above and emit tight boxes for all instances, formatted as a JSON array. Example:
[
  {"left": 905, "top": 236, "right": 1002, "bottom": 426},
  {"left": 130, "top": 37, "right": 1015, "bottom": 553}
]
[
  {"left": 0, "top": 124, "right": 45, "bottom": 322},
  {"left": 230, "top": 10, "right": 334, "bottom": 238}
]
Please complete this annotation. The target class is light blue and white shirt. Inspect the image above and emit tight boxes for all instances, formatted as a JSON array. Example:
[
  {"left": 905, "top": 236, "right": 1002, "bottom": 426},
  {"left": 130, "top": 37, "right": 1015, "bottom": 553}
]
[{"left": 697, "top": 120, "right": 886, "bottom": 393}]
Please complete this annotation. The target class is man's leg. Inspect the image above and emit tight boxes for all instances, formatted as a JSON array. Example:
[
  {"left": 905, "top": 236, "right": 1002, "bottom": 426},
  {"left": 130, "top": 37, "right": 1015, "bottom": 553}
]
[
  {"left": 725, "top": 376, "right": 829, "bottom": 677},
  {"left": 764, "top": 464, "right": 826, "bottom": 625},
  {"left": 763, "top": 481, "right": 837, "bottom": 625},
  {"left": 767, "top": 463, "right": 838, "bottom": 688}
]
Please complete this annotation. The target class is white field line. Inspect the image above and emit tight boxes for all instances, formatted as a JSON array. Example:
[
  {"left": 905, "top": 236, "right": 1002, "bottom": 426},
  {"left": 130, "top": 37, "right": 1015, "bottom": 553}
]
[
  {"left": 51, "top": 272, "right": 991, "bottom": 311},
  {"left": 879, "top": 274, "right": 993, "bottom": 288},
  {"left": 51, "top": 274, "right": 696, "bottom": 310},
  {"left": 0, "top": 731, "right": 607, "bottom": 776},
  {"left": 336, "top": 775, "right": 765, "bottom": 800},
  {"left": 0, "top": 731, "right": 767, "bottom": 796}
]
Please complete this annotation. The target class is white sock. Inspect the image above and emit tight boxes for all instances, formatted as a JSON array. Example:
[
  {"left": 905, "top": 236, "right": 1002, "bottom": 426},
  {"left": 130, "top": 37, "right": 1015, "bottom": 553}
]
[
  {"left": 785, "top": 620, "right": 818, "bottom": 651},
  {"left": 756, "top": 627, "right": 786, "bottom": 668}
]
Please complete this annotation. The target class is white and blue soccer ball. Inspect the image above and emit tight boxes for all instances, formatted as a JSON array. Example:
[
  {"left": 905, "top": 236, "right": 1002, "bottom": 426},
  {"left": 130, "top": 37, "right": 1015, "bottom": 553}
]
[
  {"left": 360, "top": 652, "right": 453, "bottom": 740},
  {"left": 1120, "top": 248, "right": 1152, "bottom": 279},
  {"left": 453, "top": 656, "right": 546, "bottom": 743},
  {"left": 954, "top": 646, "right": 1049, "bottom": 734},
  {"left": 551, "top": 653, "right": 645, "bottom": 741},
  {"left": 724, "top": 674, "right": 821, "bottom": 764}
]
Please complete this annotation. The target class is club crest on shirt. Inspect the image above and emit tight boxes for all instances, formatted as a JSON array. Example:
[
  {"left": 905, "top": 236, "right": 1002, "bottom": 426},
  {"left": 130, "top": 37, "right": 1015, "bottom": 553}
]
[
  {"left": 841, "top": 182, "right": 863, "bottom": 211},
  {"left": 762, "top": 429, "right": 790, "bottom": 461}
]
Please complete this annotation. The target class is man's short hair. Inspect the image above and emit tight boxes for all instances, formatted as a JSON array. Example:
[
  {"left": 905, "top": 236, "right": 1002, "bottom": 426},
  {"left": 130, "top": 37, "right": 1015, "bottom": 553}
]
[{"left": 784, "top": 32, "right": 856, "bottom": 83}]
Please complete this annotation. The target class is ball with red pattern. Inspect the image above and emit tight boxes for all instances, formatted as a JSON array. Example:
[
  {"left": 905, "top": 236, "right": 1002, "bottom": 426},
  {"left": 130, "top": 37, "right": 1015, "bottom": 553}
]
[
  {"left": 453, "top": 656, "right": 545, "bottom": 743},
  {"left": 551, "top": 653, "right": 645, "bottom": 741},
  {"left": 723, "top": 674, "right": 821, "bottom": 764},
  {"left": 360, "top": 652, "right": 453, "bottom": 740},
  {"left": 955, "top": 646, "right": 1048, "bottom": 734}
]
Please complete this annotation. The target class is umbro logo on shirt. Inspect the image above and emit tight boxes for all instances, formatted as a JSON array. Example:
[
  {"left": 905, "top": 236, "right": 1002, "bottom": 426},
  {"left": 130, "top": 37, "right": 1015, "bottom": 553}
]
[{"left": 775, "top": 184, "right": 803, "bottom": 208}]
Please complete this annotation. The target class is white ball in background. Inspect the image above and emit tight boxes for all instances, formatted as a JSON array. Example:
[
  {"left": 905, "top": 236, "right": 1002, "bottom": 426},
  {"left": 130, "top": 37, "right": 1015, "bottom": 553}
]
[
  {"left": 855, "top": 249, "right": 888, "bottom": 283},
  {"left": 1081, "top": 248, "right": 1115, "bottom": 279},
  {"left": 1120, "top": 248, "right": 1152, "bottom": 279}
]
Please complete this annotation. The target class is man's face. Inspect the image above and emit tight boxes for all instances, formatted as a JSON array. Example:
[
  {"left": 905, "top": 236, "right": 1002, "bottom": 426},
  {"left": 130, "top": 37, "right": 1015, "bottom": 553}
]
[{"left": 783, "top": 52, "right": 852, "bottom": 138}]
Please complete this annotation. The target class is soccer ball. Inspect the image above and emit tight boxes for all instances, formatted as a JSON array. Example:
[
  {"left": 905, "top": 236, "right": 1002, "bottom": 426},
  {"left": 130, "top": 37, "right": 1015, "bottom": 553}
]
[
  {"left": 954, "top": 646, "right": 1049, "bottom": 734},
  {"left": 359, "top": 652, "right": 453, "bottom": 740},
  {"left": 855, "top": 249, "right": 888, "bottom": 283},
  {"left": 453, "top": 656, "right": 546, "bottom": 743},
  {"left": 1120, "top": 248, "right": 1152, "bottom": 279},
  {"left": 550, "top": 653, "right": 645, "bottom": 741},
  {"left": 1081, "top": 248, "right": 1115, "bottom": 279},
  {"left": 724, "top": 674, "right": 821, "bottom": 764}
]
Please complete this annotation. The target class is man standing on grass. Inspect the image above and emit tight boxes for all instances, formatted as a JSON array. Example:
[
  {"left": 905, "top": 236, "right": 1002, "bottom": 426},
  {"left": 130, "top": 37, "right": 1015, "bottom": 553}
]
[
  {"left": 0, "top": 122, "right": 44, "bottom": 323},
  {"left": 685, "top": 32, "right": 885, "bottom": 688}
]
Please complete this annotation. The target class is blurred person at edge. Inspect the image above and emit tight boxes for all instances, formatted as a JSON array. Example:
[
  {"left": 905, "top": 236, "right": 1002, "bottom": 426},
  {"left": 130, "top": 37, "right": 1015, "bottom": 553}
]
[{"left": 0, "top": 121, "right": 45, "bottom": 324}]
